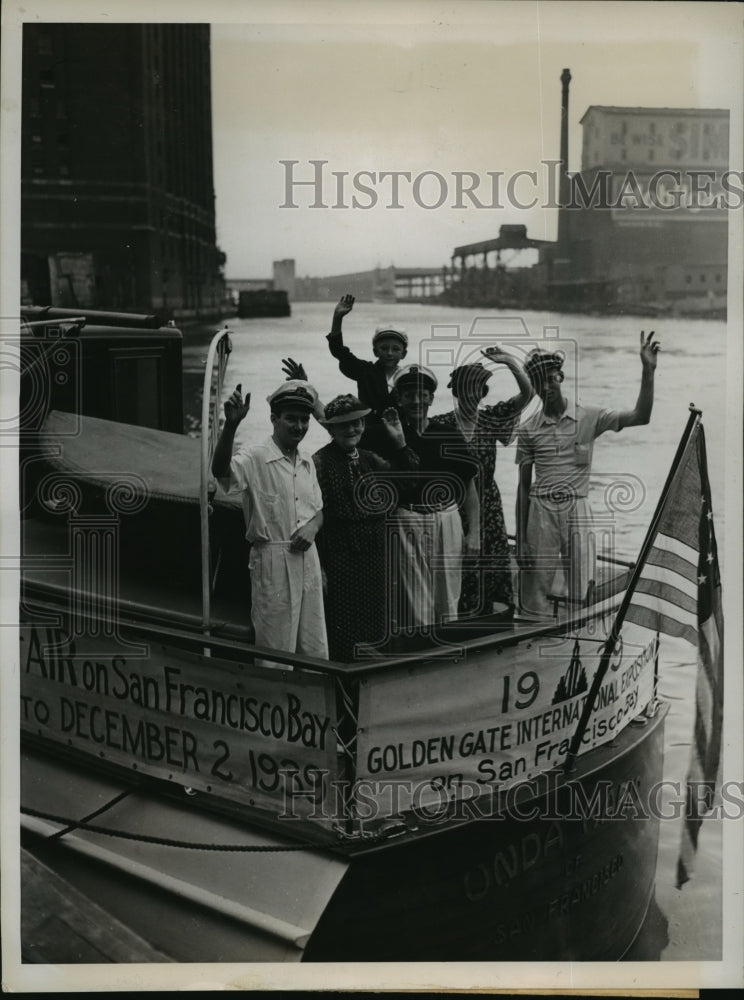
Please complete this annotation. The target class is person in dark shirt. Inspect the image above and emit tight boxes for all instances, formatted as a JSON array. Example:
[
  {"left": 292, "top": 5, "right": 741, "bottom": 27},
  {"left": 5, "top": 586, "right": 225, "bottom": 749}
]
[
  {"left": 381, "top": 363, "right": 480, "bottom": 629},
  {"left": 325, "top": 293, "right": 408, "bottom": 452}
]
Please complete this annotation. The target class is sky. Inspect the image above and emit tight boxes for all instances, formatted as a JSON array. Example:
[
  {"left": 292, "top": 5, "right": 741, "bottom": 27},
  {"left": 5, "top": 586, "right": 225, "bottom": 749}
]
[{"left": 207, "top": 2, "right": 742, "bottom": 279}]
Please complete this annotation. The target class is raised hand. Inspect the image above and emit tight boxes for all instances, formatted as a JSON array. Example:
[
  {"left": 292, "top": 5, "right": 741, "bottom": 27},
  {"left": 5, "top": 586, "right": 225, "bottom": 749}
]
[
  {"left": 481, "top": 344, "right": 512, "bottom": 365},
  {"left": 281, "top": 357, "right": 307, "bottom": 381},
  {"left": 223, "top": 384, "right": 250, "bottom": 426},
  {"left": 381, "top": 406, "right": 406, "bottom": 448},
  {"left": 333, "top": 293, "right": 355, "bottom": 320},
  {"left": 639, "top": 330, "right": 660, "bottom": 369}
]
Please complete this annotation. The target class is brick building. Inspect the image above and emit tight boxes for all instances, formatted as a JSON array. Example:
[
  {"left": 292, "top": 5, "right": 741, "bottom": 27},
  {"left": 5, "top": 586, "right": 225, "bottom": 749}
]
[
  {"left": 21, "top": 23, "right": 226, "bottom": 318},
  {"left": 545, "top": 106, "right": 730, "bottom": 313}
]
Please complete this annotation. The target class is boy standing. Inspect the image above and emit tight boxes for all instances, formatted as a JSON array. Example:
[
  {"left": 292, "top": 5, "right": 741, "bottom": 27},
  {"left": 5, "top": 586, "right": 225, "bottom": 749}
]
[
  {"left": 326, "top": 293, "right": 408, "bottom": 451},
  {"left": 516, "top": 332, "right": 660, "bottom": 620}
]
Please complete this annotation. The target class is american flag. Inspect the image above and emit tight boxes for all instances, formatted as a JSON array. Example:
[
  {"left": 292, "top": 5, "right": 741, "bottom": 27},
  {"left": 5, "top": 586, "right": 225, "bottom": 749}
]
[{"left": 625, "top": 417, "right": 724, "bottom": 887}]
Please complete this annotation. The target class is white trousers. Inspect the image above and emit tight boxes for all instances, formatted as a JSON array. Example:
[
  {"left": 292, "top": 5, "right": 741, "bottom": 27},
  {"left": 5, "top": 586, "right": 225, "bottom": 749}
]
[
  {"left": 519, "top": 496, "right": 596, "bottom": 620},
  {"left": 389, "top": 506, "right": 463, "bottom": 630},
  {"left": 249, "top": 542, "right": 328, "bottom": 664}
]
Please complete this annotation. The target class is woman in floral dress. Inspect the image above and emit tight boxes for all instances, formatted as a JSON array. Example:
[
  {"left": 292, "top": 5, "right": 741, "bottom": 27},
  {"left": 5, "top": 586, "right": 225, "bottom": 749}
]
[{"left": 427, "top": 348, "right": 532, "bottom": 617}]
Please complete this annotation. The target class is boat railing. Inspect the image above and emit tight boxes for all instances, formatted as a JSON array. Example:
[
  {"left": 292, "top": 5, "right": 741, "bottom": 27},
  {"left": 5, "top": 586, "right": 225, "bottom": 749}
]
[{"left": 199, "top": 324, "right": 233, "bottom": 634}]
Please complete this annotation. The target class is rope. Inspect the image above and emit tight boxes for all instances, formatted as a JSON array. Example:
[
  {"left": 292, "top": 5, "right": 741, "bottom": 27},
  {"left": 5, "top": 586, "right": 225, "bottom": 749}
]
[
  {"left": 23, "top": 805, "right": 321, "bottom": 852},
  {"left": 45, "top": 788, "right": 132, "bottom": 842}
]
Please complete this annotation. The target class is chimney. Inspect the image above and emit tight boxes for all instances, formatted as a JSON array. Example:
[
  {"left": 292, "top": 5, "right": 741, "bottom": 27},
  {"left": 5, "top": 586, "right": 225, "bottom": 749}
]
[{"left": 558, "top": 68, "right": 571, "bottom": 247}]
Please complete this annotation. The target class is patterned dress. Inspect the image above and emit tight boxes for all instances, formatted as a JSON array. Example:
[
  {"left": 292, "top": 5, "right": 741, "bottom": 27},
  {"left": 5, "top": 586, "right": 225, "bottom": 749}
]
[
  {"left": 313, "top": 441, "right": 416, "bottom": 661},
  {"left": 428, "top": 401, "right": 520, "bottom": 616}
]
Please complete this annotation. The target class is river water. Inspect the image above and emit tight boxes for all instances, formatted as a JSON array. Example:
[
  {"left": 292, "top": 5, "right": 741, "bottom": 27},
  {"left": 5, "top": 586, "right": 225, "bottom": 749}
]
[{"left": 184, "top": 300, "right": 727, "bottom": 960}]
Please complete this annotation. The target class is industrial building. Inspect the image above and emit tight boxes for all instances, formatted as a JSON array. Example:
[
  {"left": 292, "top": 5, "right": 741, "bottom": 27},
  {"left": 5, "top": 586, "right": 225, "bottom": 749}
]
[
  {"left": 449, "top": 72, "right": 730, "bottom": 316},
  {"left": 21, "top": 23, "right": 226, "bottom": 318}
]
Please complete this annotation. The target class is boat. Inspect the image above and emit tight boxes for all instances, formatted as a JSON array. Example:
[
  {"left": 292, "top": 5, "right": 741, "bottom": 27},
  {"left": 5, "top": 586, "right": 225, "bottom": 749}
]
[
  {"left": 237, "top": 288, "right": 291, "bottom": 318},
  {"left": 16, "top": 306, "right": 707, "bottom": 963}
]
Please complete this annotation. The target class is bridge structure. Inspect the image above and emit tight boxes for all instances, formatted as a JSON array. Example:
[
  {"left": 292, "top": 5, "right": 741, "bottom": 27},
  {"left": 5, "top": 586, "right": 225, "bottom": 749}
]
[
  {"left": 230, "top": 265, "right": 451, "bottom": 304},
  {"left": 228, "top": 228, "right": 554, "bottom": 307},
  {"left": 450, "top": 224, "right": 552, "bottom": 271},
  {"left": 394, "top": 267, "right": 447, "bottom": 301},
  {"left": 444, "top": 224, "right": 555, "bottom": 308}
]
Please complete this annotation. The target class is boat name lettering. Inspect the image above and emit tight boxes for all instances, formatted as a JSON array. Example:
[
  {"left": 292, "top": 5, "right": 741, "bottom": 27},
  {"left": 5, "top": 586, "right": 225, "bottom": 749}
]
[
  {"left": 463, "top": 822, "right": 565, "bottom": 900},
  {"left": 464, "top": 837, "right": 625, "bottom": 914}
]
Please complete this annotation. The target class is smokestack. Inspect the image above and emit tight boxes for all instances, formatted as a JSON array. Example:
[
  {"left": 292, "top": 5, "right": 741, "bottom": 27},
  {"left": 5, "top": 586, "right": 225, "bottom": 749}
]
[{"left": 558, "top": 68, "right": 571, "bottom": 246}]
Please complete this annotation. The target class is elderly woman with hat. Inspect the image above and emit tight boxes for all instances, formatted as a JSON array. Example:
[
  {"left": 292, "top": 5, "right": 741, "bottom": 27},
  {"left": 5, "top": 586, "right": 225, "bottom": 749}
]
[
  {"left": 380, "top": 362, "right": 483, "bottom": 631},
  {"left": 324, "top": 293, "right": 409, "bottom": 452},
  {"left": 427, "top": 346, "right": 533, "bottom": 617},
  {"left": 313, "top": 394, "right": 419, "bottom": 661}
]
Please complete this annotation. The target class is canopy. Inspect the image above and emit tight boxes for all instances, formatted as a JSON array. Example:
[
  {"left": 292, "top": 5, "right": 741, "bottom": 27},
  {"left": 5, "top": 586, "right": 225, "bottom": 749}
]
[{"left": 39, "top": 410, "right": 240, "bottom": 509}]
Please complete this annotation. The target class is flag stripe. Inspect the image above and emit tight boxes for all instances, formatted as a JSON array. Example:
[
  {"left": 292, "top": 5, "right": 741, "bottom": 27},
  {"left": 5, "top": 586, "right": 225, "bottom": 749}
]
[
  {"left": 695, "top": 659, "right": 714, "bottom": 733},
  {"left": 644, "top": 549, "right": 698, "bottom": 586},
  {"left": 636, "top": 575, "right": 698, "bottom": 611},
  {"left": 612, "top": 419, "right": 722, "bottom": 889},
  {"left": 693, "top": 697, "right": 710, "bottom": 765},
  {"left": 625, "top": 603, "right": 698, "bottom": 646},
  {"left": 697, "top": 617, "right": 720, "bottom": 698},
  {"left": 653, "top": 531, "right": 698, "bottom": 566},
  {"left": 628, "top": 591, "right": 698, "bottom": 629},
  {"left": 698, "top": 620, "right": 723, "bottom": 780}
]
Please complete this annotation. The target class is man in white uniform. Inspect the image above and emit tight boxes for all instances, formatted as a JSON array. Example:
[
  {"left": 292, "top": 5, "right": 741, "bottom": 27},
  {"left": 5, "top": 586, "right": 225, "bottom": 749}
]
[
  {"left": 212, "top": 380, "right": 328, "bottom": 662},
  {"left": 516, "top": 332, "right": 660, "bottom": 620}
]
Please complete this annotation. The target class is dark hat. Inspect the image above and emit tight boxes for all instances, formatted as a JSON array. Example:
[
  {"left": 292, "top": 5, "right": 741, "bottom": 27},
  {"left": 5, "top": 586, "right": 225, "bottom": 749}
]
[
  {"left": 321, "top": 394, "right": 371, "bottom": 424},
  {"left": 391, "top": 363, "right": 438, "bottom": 392},
  {"left": 524, "top": 350, "right": 564, "bottom": 386},
  {"left": 373, "top": 324, "right": 408, "bottom": 348},
  {"left": 447, "top": 362, "right": 493, "bottom": 390},
  {"left": 267, "top": 380, "right": 319, "bottom": 411}
]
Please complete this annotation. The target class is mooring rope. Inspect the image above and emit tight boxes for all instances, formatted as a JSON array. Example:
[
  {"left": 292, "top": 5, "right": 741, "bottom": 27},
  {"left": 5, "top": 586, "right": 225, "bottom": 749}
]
[
  {"left": 22, "top": 805, "right": 322, "bottom": 852},
  {"left": 44, "top": 788, "right": 133, "bottom": 842}
]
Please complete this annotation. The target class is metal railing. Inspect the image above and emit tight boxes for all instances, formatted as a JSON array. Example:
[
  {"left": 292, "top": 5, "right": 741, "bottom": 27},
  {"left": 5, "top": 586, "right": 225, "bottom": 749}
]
[{"left": 199, "top": 325, "right": 232, "bottom": 632}]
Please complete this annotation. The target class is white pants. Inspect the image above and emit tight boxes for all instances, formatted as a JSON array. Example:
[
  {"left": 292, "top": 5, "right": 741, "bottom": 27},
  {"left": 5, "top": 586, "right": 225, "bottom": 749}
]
[
  {"left": 519, "top": 496, "right": 596, "bottom": 620},
  {"left": 249, "top": 542, "right": 328, "bottom": 665},
  {"left": 389, "top": 506, "right": 463, "bottom": 630}
]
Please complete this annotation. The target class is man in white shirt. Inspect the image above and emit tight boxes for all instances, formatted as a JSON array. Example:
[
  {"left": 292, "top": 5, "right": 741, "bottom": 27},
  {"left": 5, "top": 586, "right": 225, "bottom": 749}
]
[
  {"left": 212, "top": 380, "right": 328, "bottom": 662},
  {"left": 516, "top": 332, "right": 660, "bottom": 619}
]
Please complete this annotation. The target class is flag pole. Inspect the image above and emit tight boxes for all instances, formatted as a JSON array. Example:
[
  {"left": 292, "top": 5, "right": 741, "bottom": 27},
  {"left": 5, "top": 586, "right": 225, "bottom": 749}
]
[{"left": 563, "top": 403, "right": 702, "bottom": 773}]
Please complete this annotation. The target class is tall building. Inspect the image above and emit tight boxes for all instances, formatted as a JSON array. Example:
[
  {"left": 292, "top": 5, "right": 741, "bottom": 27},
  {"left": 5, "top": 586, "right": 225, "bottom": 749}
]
[
  {"left": 272, "top": 259, "right": 296, "bottom": 299},
  {"left": 21, "top": 23, "right": 225, "bottom": 317},
  {"left": 449, "top": 70, "right": 730, "bottom": 316},
  {"left": 547, "top": 105, "right": 730, "bottom": 312}
]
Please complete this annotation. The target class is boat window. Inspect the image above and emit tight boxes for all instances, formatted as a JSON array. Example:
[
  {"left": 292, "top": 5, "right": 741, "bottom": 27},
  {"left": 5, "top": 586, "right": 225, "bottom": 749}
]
[{"left": 110, "top": 349, "right": 165, "bottom": 429}]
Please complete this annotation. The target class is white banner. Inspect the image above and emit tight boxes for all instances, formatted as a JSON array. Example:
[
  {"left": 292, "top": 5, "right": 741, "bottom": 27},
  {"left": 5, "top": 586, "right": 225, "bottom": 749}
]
[
  {"left": 20, "top": 620, "right": 339, "bottom": 825},
  {"left": 356, "top": 625, "right": 657, "bottom": 818}
]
